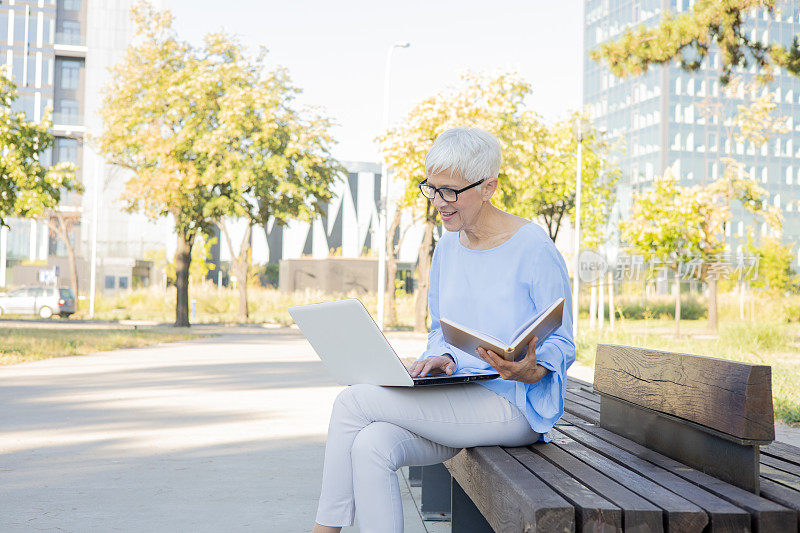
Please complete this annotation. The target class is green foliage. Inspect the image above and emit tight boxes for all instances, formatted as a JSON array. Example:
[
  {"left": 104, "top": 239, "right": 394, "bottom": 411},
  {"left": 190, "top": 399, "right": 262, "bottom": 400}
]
[
  {"left": 377, "top": 71, "right": 617, "bottom": 243},
  {"left": 99, "top": 3, "right": 340, "bottom": 238},
  {"left": 611, "top": 296, "right": 707, "bottom": 320},
  {"left": 747, "top": 235, "right": 797, "bottom": 292},
  {"left": 190, "top": 235, "right": 217, "bottom": 282},
  {"left": 501, "top": 112, "right": 620, "bottom": 246},
  {"left": 98, "top": 2, "right": 341, "bottom": 323},
  {"left": 0, "top": 71, "right": 79, "bottom": 226},
  {"left": 256, "top": 263, "right": 280, "bottom": 288},
  {"left": 591, "top": 0, "right": 800, "bottom": 85}
]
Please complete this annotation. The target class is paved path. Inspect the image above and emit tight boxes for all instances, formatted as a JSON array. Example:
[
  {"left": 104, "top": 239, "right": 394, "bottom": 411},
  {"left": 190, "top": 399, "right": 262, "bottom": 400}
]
[
  {"left": 1, "top": 327, "right": 798, "bottom": 532},
  {"left": 0, "top": 328, "right": 437, "bottom": 532}
]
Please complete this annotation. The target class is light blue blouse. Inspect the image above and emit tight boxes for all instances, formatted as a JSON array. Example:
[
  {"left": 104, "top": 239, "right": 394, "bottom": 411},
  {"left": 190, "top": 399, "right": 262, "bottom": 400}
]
[{"left": 418, "top": 222, "right": 575, "bottom": 437}]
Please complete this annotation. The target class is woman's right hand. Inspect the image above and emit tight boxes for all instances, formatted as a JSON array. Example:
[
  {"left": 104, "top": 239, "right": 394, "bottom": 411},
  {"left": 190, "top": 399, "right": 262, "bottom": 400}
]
[{"left": 407, "top": 355, "right": 456, "bottom": 377}]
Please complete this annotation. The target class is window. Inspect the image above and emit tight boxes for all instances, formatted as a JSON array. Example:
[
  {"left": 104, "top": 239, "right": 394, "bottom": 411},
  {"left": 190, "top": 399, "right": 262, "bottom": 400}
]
[
  {"left": 707, "top": 161, "right": 718, "bottom": 179},
  {"left": 43, "top": 58, "right": 54, "bottom": 85},
  {"left": 56, "top": 138, "right": 78, "bottom": 164},
  {"left": 105, "top": 276, "right": 116, "bottom": 289},
  {"left": 787, "top": 167, "right": 793, "bottom": 185},
  {"left": 0, "top": 13, "right": 7, "bottom": 44},
  {"left": 63, "top": 0, "right": 82, "bottom": 10},
  {"left": 13, "top": 11, "right": 24, "bottom": 43},
  {"left": 58, "top": 99, "right": 79, "bottom": 124},
  {"left": 762, "top": 167, "right": 768, "bottom": 183},
  {"left": 59, "top": 20, "right": 81, "bottom": 45},
  {"left": 27, "top": 13, "right": 37, "bottom": 45},
  {"left": 118, "top": 277, "right": 129, "bottom": 289},
  {"left": 59, "top": 60, "right": 80, "bottom": 90},
  {"left": 12, "top": 53, "right": 24, "bottom": 81}
]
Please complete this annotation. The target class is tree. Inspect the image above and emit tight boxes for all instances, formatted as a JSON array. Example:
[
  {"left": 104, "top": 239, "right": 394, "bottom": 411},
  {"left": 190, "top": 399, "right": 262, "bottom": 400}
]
[
  {"left": 591, "top": 0, "right": 800, "bottom": 85},
  {"left": 621, "top": 167, "right": 779, "bottom": 336},
  {"left": 697, "top": 78, "right": 787, "bottom": 331},
  {"left": 379, "top": 72, "right": 537, "bottom": 332},
  {"left": 0, "top": 71, "right": 78, "bottom": 227},
  {"left": 212, "top": 71, "right": 340, "bottom": 321},
  {"left": 47, "top": 209, "right": 81, "bottom": 301},
  {"left": 747, "top": 235, "right": 796, "bottom": 293},
  {"left": 98, "top": 3, "right": 339, "bottom": 326},
  {"left": 379, "top": 71, "right": 617, "bottom": 332},
  {"left": 497, "top": 112, "right": 619, "bottom": 245}
]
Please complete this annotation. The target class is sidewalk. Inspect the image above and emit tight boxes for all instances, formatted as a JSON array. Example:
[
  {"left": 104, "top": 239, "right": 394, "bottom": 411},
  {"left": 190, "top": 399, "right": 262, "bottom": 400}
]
[
  {"left": 1, "top": 327, "right": 797, "bottom": 532},
  {"left": 0, "top": 328, "right": 438, "bottom": 532}
]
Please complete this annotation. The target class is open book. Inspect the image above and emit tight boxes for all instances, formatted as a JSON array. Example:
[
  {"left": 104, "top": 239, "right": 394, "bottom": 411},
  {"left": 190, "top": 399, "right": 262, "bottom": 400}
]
[{"left": 440, "top": 298, "right": 565, "bottom": 362}]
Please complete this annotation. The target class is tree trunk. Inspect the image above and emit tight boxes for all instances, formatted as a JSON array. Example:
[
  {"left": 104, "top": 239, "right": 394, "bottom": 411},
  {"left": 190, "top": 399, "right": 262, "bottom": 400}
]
[
  {"left": 414, "top": 204, "right": 436, "bottom": 333},
  {"left": 49, "top": 214, "right": 79, "bottom": 301},
  {"left": 589, "top": 284, "right": 597, "bottom": 329},
  {"left": 235, "top": 228, "right": 252, "bottom": 322},
  {"left": 175, "top": 229, "right": 195, "bottom": 327},
  {"left": 219, "top": 220, "right": 252, "bottom": 323},
  {"left": 63, "top": 224, "right": 79, "bottom": 301},
  {"left": 708, "top": 277, "right": 718, "bottom": 334},
  {"left": 385, "top": 208, "right": 403, "bottom": 326},
  {"left": 674, "top": 274, "right": 681, "bottom": 338},
  {"left": 598, "top": 275, "right": 605, "bottom": 329}
]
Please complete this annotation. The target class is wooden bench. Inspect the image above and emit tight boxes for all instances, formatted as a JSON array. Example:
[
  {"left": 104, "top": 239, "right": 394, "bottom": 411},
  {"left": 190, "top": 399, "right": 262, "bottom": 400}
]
[{"left": 439, "top": 344, "right": 800, "bottom": 532}]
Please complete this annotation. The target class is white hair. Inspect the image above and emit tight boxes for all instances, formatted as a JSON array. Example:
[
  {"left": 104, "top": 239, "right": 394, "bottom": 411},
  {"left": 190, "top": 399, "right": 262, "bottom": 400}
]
[{"left": 424, "top": 127, "right": 502, "bottom": 184}]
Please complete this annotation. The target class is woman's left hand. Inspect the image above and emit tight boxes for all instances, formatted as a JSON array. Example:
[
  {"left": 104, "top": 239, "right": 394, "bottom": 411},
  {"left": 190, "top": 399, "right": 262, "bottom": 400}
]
[{"left": 476, "top": 336, "right": 550, "bottom": 384}]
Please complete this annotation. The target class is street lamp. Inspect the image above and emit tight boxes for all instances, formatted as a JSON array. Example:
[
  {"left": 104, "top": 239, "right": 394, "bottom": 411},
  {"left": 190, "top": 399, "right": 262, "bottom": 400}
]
[
  {"left": 572, "top": 116, "right": 591, "bottom": 339},
  {"left": 377, "top": 41, "right": 410, "bottom": 331}
]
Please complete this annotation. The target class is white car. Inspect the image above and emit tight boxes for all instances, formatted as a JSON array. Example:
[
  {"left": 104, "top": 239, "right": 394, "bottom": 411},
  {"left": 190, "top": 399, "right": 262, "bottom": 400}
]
[{"left": 0, "top": 287, "right": 76, "bottom": 318}]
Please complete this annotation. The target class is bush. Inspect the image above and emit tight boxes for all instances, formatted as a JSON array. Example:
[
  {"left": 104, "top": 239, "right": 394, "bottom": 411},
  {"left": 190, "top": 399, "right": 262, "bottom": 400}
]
[{"left": 581, "top": 295, "right": 706, "bottom": 320}]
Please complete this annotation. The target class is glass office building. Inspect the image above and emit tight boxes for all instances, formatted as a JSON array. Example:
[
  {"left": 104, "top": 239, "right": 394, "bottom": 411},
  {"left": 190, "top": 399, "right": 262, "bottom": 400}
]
[
  {"left": 1, "top": 0, "right": 170, "bottom": 291},
  {"left": 585, "top": 0, "right": 800, "bottom": 267}
]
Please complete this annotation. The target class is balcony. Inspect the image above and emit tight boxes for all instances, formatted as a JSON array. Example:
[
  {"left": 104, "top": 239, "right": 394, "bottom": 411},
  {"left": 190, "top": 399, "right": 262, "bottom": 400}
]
[
  {"left": 54, "top": 33, "right": 87, "bottom": 58},
  {"left": 52, "top": 113, "right": 86, "bottom": 135}
]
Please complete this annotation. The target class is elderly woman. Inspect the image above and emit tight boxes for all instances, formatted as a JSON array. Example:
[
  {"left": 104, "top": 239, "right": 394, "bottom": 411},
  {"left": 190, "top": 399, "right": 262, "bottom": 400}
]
[{"left": 312, "top": 127, "right": 575, "bottom": 533}]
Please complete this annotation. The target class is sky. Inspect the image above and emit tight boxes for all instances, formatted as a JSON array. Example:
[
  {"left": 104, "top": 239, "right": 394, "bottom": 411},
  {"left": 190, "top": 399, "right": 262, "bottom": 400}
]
[{"left": 166, "top": 0, "right": 582, "bottom": 163}]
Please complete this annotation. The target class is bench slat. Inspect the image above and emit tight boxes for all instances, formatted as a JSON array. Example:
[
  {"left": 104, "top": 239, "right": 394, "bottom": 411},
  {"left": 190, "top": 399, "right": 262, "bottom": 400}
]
[
  {"left": 506, "top": 446, "right": 622, "bottom": 532},
  {"left": 445, "top": 446, "right": 574, "bottom": 532},
  {"left": 564, "top": 399, "right": 601, "bottom": 425},
  {"left": 593, "top": 344, "right": 774, "bottom": 442},
  {"left": 564, "top": 393, "right": 797, "bottom": 481},
  {"left": 759, "top": 478, "right": 800, "bottom": 530},
  {"left": 761, "top": 455, "right": 800, "bottom": 477},
  {"left": 550, "top": 430, "right": 708, "bottom": 532},
  {"left": 566, "top": 390, "right": 601, "bottom": 410},
  {"left": 762, "top": 442, "right": 800, "bottom": 467},
  {"left": 529, "top": 441, "right": 664, "bottom": 532},
  {"left": 556, "top": 423, "right": 751, "bottom": 532},
  {"left": 761, "top": 465, "right": 800, "bottom": 492},
  {"left": 567, "top": 387, "right": 602, "bottom": 407},
  {"left": 560, "top": 413, "right": 797, "bottom": 532}
]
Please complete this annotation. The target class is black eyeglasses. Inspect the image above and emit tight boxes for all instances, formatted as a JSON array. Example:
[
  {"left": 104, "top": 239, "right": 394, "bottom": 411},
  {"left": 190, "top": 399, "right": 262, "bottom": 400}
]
[{"left": 418, "top": 178, "right": 485, "bottom": 203}]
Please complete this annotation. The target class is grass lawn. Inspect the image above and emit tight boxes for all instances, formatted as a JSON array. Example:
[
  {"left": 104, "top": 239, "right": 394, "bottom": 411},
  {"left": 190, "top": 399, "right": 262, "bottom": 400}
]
[
  {"left": 0, "top": 327, "right": 205, "bottom": 365},
  {"left": 575, "top": 318, "right": 800, "bottom": 426}
]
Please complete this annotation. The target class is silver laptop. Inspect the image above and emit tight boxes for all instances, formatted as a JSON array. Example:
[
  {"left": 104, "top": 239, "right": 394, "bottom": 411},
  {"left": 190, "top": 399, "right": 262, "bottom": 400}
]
[{"left": 288, "top": 299, "right": 500, "bottom": 387}]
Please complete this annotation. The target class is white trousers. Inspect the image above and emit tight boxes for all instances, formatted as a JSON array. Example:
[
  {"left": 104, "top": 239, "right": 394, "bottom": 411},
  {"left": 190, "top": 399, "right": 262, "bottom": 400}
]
[{"left": 315, "top": 383, "right": 540, "bottom": 532}]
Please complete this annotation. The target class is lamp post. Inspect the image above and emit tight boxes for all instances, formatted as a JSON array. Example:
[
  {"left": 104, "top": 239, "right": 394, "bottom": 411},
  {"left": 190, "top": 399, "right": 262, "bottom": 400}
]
[
  {"left": 377, "top": 41, "right": 410, "bottom": 330},
  {"left": 572, "top": 117, "right": 590, "bottom": 339}
]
